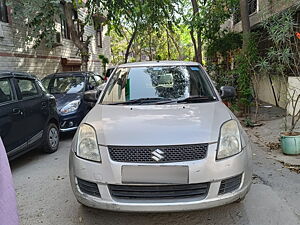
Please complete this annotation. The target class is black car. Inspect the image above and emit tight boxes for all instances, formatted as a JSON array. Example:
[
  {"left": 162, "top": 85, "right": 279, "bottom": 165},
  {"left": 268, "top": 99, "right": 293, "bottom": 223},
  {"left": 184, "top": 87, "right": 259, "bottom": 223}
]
[
  {"left": 0, "top": 71, "right": 60, "bottom": 159},
  {"left": 42, "top": 72, "right": 104, "bottom": 132}
]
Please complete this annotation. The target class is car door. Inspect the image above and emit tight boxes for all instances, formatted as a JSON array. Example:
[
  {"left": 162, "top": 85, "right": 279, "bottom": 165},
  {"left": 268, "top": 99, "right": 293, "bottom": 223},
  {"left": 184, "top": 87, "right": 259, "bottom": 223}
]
[
  {"left": 86, "top": 74, "right": 103, "bottom": 109},
  {"left": 0, "top": 76, "right": 27, "bottom": 155},
  {"left": 14, "top": 76, "right": 48, "bottom": 147},
  {"left": 88, "top": 74, "right": 104, "bottom": 88}
]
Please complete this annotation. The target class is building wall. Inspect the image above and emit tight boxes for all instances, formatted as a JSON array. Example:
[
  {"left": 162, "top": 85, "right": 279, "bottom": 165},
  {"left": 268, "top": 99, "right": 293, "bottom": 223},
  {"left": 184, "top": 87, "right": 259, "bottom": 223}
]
[
  {"left": 0, "top": 8, "right": 111, "bottom": 79},
  {"left": 254, "top": 74, "right": 287, "bottom": 108},
  {"left": 221, "top": 0, "right": 299, "bottom": 109},
  {"left": 223, "top": 0, "right": 299, "bottom": 32},
  {"left": 287, "top": 77, "right": 300, "bottom": 116}
]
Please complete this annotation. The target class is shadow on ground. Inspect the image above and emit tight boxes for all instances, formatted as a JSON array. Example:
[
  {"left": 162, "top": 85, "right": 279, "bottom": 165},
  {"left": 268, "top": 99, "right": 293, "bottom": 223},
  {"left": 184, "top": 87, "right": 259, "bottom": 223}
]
[
  {"left": 10, "top": 131, "right": 75, "bottom": 170},
  {"left": 75, "top": 202, "right": 249, "bottom": 225}
]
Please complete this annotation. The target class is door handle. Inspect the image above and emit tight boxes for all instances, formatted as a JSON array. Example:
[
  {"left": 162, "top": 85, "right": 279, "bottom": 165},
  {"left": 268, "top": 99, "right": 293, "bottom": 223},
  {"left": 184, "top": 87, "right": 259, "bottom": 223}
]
[{"left": 12, "top": 108, "right": 23, "bottom": 115}]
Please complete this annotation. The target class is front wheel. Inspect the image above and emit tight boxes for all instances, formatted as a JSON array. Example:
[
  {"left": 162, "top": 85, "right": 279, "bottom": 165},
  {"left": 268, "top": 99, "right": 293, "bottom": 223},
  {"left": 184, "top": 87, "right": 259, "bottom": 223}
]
[{"left": 42, "top": 123, "right": 59, "bottom": 153}]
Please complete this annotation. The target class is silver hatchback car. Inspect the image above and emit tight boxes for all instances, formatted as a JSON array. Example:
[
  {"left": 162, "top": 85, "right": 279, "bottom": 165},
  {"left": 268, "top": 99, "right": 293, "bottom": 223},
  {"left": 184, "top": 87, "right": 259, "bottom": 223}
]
[{"left": 69, "top": 61, "right": 252, "bottom": 212}]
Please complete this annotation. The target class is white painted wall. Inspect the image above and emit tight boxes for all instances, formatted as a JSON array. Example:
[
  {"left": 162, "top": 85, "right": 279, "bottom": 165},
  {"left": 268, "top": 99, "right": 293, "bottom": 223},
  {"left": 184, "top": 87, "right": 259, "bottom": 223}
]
[
  {"left": 287, "top": 77, "right": 300, "bottom": 116},
  {"left": 254, "top": 74, "right": 287, "bottom": 109}
]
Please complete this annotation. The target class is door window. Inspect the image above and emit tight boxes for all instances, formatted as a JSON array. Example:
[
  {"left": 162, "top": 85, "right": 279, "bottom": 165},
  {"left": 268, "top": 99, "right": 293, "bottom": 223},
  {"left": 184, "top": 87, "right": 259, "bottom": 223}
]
[
  {"left": 0, "top": 0, "right": 8, "bottom": 23},
  {"left": 16, "top": 79, "right": 39, "bottom": 99},
  {"left": 88, "top": 75, "right": 103, "bottom": 88},
  {"left": 0, "top": 78, "right": 13, "bottom": 104}
]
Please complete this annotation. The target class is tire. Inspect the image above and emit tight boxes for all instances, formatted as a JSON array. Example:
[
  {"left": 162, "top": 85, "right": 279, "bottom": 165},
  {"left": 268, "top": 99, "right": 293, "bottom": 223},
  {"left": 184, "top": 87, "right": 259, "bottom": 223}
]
[{"left": 42, "top": 123, "right": 59, "bottom": 153}]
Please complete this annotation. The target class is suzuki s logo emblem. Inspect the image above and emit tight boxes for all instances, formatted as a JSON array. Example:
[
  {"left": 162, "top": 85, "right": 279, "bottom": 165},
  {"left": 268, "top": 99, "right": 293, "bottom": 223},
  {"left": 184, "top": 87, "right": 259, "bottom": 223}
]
[{"left": 151, "top": 149, "right": 165, "bottom": 162}]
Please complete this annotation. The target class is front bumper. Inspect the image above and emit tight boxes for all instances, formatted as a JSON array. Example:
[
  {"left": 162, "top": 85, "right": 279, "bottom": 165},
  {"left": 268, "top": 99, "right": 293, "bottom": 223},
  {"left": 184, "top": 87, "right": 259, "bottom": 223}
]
[
  {"left": 59, "top": 112, "right": 84, "bottom": 132},
  {"left": 69, "top": 143, "right": 252, "bottom": 212}
]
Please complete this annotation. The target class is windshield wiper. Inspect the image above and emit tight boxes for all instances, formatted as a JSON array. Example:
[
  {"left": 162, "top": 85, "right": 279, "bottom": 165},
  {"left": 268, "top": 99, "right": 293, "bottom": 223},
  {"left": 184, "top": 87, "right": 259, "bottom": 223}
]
[
  {"left": 155, "top": 96, "right": 217, "bottom": 104},
  {"left": 108, "top": 97, "right": 171, "bottom": 105},
  {"left": 177, "top": 96, "right": 216, "bottom": 103}
]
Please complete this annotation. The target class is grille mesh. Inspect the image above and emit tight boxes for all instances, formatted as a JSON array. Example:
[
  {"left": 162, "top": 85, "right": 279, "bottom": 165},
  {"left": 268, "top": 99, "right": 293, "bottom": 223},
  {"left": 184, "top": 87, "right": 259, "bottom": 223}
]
[
  {"left": 108, "top": 144, "right": 208, "bottom": 163},
  {"left": 218, "top": 174, "right": 242, "bottom": 195},
  {"left": 109, "top": 183, "right": 210, "bottom": 200}
]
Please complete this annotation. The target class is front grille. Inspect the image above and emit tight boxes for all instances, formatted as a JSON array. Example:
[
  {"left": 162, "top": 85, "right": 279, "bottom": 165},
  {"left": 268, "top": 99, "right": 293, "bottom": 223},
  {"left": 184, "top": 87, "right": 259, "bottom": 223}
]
[
  {"left": 109, "top": 183, "right": 210, "bottom": 200},
  {"left": 77, "top": 178, "right": 101, "bottom": 197},
  {"left": 218, "top": 174, "right": 242, "bottom": 195},
  {"left": 108, "top": 144, "right": 208, "bottom": 163}
]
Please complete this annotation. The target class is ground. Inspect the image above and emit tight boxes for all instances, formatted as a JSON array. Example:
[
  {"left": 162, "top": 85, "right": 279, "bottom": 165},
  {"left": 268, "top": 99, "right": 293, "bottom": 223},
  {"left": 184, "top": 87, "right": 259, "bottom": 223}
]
[{"left": 11, "top": 109, "right": 300, "bottom": 225}]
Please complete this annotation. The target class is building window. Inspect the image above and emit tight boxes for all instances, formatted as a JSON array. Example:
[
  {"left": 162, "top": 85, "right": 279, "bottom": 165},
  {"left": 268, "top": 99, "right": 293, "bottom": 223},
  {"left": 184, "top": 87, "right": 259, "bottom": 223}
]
[
  {"left": 0, "top": 0, "right": 8, "bottom": 23},
  {"left": 233, "top": 0, "right": 258, "bottom": 25},
  {"left": 61, "top": 15, "right": 71, "bottom": 40},
  {"left": 74, "top": 11, "right": 84, "bottom": 42},
  {"left": 96, "top": 25, "right": 103, "bottom": 48},
  {"left": 60, "top": 3, "right": 71, "bottom": 40},
  {"left": 248, "top": 0, "right": 258, "bottom": 15}
]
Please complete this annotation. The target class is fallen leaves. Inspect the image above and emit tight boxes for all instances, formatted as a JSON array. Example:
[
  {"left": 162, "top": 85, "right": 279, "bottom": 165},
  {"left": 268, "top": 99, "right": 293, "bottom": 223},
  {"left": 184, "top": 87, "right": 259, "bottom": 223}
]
[
  {"left": 283, "top": 163, "right": 300, "bottom": 174},
  {"left": 266, "top": 142, "right": 280, "bottom": 150}
]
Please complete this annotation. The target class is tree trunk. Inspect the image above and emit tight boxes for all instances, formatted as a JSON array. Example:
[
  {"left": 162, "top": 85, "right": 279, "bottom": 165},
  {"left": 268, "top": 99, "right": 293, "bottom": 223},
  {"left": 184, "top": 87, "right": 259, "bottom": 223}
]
[
  {"left": 149, "top": 33, "right": 153, "bottom": 61},
  {"left": 166, "top": 30, "right": 171, "bottom": 60},
  {"left": 81, "top": 48, "right": 89, "bottom": 71},
  {"left": 239, "top": 0, "right": 251, "bottom": 51},
  {"left": 167, "top": 28, "right": 183, "bottom": 60},
  {"left": 190, "top": 0, "right": 202, "bottom": 63},
  {"left": 64, "top": 2, "right": 89, "bottom": 71},
  {"left": 125, "top": 27, "right": 138, "bottom": 63}
]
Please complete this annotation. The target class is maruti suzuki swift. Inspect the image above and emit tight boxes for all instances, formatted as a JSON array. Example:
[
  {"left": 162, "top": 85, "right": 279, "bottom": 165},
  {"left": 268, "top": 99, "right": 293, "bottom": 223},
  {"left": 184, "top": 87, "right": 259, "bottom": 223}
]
[{"left": 69, "top": 61, "right": 252, "bottom": 212}]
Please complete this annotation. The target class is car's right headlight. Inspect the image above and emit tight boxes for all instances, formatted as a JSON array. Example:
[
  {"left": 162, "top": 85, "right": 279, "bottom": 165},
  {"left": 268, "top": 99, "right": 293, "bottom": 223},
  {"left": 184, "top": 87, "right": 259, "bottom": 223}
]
[{"left": 76, "top": 124, "right": 101, "bottom": 162}]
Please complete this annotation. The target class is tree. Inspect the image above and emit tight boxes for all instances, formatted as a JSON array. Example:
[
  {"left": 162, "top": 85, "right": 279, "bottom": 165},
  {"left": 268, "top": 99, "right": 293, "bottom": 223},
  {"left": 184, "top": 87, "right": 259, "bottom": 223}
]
[
  {"left": 181, "top": 0, "right": 238, "bottom": 64},
  {"left": 11, "top": 0, "right": 106, "bottom": 71},
  {"left": 110, "top": 23, "right": 194, "bottom": 64},
  {"left": 104, "top": 0, "right": 179, "bottom": 63},
  {"left": 190, "top": 0, "right": 202, "bottom": 63},
  {"left": 239, "top": 0, "right": 251, "bottom": 50}
]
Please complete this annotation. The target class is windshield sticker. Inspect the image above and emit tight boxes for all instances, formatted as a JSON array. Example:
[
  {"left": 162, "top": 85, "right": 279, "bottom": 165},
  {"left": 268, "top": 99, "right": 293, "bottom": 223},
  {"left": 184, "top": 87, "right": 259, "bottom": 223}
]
[
  {"left": 156, "top": 73, "right": 174, "bottom": 88},
  {"left": 191, "top": 67, "right": 200, "bottom": 71}
]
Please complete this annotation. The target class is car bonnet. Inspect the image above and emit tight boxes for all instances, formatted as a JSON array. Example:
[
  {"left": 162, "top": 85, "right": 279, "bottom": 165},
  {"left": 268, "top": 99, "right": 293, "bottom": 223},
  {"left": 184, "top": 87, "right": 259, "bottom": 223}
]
[{"left": 82, "top": 101, "right": 232, "bottom": 146}]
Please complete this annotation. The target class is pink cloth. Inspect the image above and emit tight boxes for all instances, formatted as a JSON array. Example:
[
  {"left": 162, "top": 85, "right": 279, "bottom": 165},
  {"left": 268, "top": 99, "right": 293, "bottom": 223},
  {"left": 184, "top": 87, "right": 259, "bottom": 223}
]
[{"left": 0, "top": 137, "right": 19, "bottom": 225}]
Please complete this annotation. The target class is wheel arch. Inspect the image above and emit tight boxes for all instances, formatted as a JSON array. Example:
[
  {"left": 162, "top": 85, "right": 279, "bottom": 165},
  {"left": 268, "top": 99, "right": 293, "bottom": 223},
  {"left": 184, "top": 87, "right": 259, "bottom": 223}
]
[{"left": 48, "top": 117, "right": 59, "bottom": 129}]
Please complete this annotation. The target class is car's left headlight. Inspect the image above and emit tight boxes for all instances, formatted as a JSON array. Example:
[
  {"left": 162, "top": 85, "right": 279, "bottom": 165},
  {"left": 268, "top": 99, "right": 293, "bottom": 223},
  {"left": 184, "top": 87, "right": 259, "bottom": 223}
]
[
  {"left": 217, "top": 120, "right": 242, "bottom": 160},
  {"left": 60, "top": 99, "right": 81, "bottom": 114}
]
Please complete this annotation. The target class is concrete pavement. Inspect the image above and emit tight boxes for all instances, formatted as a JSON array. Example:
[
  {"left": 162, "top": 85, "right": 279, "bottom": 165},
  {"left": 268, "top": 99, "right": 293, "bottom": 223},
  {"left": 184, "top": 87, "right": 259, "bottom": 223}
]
[{"left": 10, "top": 134, "right": 300, "bottom": 225}]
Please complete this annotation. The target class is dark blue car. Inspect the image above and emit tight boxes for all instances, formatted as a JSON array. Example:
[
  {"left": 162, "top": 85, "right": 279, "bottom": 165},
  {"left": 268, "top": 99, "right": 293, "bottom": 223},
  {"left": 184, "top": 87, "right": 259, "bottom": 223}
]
[{"left": 42, "top": 72, "right": 104, "bottom": 132}]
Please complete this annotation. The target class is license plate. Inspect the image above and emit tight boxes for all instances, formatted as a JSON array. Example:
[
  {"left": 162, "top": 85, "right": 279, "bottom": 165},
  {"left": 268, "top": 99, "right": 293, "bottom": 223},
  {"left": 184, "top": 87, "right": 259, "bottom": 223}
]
[{"left": 121, "top": 165, "right": 189, "bottom": 184}]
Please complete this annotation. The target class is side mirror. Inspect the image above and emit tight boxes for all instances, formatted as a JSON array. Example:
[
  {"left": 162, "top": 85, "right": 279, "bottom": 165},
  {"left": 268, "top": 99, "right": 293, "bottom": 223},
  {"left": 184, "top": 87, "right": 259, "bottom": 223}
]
[
  {"left": 220, "top": 86, "right": 236, "bottom": 99},
  {"left": 87, "top": 84, "right": 95, "bottom": 90},
  {"left": 84, "top": 90, "right": 99, "bottom": 103}
]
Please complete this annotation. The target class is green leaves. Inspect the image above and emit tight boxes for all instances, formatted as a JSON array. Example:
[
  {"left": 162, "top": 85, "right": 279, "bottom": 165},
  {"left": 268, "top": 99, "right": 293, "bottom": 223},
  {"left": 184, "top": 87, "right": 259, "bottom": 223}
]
[
  {"left": 260, "top": 8, "right": 300, "bottom": 77},
  {"left": 12, "top": 0, "right": 62, "bottom": 48}
]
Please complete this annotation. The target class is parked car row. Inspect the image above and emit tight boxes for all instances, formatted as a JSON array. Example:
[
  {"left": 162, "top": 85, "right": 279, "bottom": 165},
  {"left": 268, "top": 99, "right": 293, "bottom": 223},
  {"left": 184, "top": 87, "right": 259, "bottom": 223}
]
[
  {"left": 0, "top": 71, "right": 105, "bottom": 159},
  {"left": 0, "top": 61, "right": 252, "bottom": 213}
]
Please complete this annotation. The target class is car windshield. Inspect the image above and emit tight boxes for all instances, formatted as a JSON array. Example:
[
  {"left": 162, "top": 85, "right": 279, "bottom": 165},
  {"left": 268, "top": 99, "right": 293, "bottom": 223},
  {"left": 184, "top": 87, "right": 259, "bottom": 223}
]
[
  {"left": 42, "top": 76, "right": 85, "bottom": 94},
  {"left": 100, "top": 66, "right": 217, "bottom": 105}
]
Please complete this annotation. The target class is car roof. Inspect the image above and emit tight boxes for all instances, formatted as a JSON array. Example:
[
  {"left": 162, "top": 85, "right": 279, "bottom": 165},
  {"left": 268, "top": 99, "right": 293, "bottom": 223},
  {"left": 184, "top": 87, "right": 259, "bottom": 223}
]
[
  {"left": 0, "top": 71, "right": 37, "bottom": 79},
  {"left": 118, "top": 61, "right": 201, "bottom": 68},
  {"left": 45, "top": 71, "right": 94, "bottom": 78}
]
